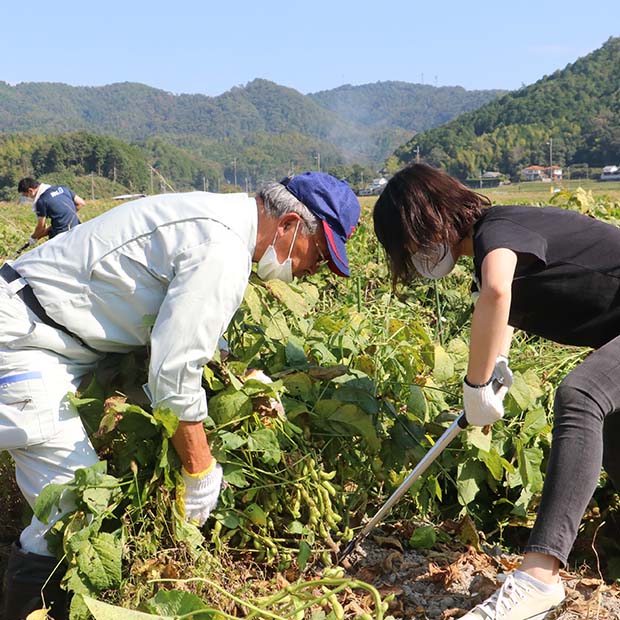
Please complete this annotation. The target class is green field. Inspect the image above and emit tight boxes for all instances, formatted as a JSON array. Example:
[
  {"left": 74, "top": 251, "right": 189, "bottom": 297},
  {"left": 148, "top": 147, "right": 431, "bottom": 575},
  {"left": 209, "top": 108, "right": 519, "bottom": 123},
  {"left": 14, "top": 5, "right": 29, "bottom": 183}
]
[
  {"left": 486, "top": 179, "right": 620, "bottom": 204},
  {"left": 0, "top": 191, "right": 619, "bottom": 617}
]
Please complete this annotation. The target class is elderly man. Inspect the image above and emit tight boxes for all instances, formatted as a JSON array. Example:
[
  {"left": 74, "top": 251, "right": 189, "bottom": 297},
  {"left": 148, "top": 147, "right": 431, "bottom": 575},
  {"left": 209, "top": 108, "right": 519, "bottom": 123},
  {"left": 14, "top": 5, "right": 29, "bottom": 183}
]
[{"left": 0, "top": 172, "right": 360, "bottom": 618}]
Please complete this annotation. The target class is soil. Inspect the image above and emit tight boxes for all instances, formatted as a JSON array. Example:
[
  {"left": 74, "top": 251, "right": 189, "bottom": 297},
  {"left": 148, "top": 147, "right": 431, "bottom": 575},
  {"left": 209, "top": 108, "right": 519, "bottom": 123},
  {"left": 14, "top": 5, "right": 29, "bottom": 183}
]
[
  {"left": 1, "top": 471, "right": 619, "bottom": 620},
  {"left": 1, "top": 534, "right": 620, "bottom": 619},
  {"left": 342, "top": 530, "right": 620, "bottom": 619}
]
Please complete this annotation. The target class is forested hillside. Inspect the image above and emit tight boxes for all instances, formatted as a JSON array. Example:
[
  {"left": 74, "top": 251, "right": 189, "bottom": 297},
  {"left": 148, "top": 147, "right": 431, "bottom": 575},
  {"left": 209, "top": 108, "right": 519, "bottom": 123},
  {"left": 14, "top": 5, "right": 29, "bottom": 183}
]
[
  {"left": 393, "top": 37, "right": 620, "bottom": 179},
  {"left": 310, "top": 81, "right": 506, "bottom": 133},
  {"left": 0, "top": 77, "right": 502, "bottom": 177}
]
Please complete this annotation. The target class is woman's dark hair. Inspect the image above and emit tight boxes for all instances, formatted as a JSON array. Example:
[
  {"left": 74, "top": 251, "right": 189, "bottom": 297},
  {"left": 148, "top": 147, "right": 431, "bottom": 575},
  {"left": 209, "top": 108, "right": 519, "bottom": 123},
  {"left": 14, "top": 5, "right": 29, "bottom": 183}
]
[{"left": 373, "top": 163, "right": 490, "bottom": 285}]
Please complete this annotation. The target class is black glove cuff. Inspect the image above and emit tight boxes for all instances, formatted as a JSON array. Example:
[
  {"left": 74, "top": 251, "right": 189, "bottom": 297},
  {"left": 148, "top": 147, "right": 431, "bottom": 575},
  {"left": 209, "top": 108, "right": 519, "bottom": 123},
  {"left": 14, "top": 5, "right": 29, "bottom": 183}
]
[{"left": 464, "top": 376, "right": 493, "bottom": 389}]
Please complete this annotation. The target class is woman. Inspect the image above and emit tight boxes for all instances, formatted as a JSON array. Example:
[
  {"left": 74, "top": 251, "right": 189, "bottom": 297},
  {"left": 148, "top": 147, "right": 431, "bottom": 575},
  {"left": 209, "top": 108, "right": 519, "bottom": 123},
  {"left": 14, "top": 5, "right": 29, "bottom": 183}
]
[{"left": 373, "top": 163, "right": 620, "bottom": 620}]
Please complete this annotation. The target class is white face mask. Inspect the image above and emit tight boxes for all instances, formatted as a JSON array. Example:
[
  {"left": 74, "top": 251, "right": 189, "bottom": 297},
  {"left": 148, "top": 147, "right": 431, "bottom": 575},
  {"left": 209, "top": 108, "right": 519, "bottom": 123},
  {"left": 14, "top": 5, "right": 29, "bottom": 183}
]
[
  {"left": 412, "top": 243, "right": 456, "bottom": 279},
  {"left": 256, "top": 222, "right": 300, "bottom": 283}
]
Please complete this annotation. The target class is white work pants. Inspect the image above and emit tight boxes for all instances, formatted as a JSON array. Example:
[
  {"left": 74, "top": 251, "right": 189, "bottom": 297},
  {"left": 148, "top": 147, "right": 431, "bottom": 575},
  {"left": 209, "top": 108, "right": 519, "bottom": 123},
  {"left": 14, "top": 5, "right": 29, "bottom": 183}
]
[{"left": 0, "top": 282, "right": 101, "bottom": 556}]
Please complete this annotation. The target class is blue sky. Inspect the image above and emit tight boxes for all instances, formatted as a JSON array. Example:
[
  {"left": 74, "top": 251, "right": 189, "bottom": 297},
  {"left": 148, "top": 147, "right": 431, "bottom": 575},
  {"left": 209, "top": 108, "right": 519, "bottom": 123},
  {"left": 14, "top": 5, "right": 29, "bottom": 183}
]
[{"left": 4, "top": 1, "right": 617, "bottom": 96}]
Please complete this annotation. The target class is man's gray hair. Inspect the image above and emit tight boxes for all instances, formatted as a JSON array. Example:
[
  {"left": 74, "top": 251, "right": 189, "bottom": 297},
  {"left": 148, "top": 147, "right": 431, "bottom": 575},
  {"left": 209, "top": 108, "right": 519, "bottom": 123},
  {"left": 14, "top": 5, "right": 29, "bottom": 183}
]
[{"left": 257, "top": 182, "right": 320, "bottom": 235}]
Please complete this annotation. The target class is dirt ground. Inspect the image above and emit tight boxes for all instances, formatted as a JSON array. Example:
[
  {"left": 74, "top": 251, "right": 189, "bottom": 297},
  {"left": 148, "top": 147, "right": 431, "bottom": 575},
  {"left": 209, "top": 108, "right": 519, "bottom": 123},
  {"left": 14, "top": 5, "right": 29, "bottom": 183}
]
[
  {"left": 343, "top": 530, "right": 620, "bottom": 619},
  {"left": 1, "top": 536, "right": 620, "bottom": 619},
  {"left": 1, "top": 483, "right": 619, "bottom": 620}
]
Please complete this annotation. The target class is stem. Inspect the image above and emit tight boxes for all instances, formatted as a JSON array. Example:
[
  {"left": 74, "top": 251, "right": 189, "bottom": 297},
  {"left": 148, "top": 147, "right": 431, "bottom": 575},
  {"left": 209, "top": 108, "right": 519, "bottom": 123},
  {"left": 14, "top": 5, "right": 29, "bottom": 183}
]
[
  {"left": 149, "top": 576, "right": 387, "bottom": 620},
  {"left": 150, "top": 577, "right": 288, "bottom": 620}
]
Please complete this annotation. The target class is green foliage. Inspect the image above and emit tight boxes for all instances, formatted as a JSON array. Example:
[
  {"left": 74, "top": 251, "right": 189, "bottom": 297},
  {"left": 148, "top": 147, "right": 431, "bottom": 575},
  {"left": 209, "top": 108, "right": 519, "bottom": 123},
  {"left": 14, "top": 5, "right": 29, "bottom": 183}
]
[
  {"left": 310, "top": 81, "right": 506, "bottom": 134},
  {"left": 0, "top": 132, "right": 150, "bottom": 200},
  {"left": 0, "top": 77, "right": 502, "bottom": 188},
  {"left": 395, "top": 37, "right": 620, "bottom": 179},
  {"left": 3, "top": 193, "right": 618, "bottom": 616}
]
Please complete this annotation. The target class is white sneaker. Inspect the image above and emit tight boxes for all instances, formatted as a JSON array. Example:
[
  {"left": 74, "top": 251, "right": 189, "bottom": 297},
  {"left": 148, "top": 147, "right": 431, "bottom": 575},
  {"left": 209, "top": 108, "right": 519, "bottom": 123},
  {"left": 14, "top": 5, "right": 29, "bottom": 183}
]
[{"left": 461, "top": 570, "right": 565, "bottom": 620}]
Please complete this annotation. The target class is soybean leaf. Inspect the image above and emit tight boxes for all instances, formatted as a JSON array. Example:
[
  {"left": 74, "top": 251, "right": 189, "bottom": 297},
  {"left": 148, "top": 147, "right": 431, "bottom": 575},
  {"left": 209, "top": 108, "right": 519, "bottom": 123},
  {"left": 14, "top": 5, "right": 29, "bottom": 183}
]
[
  {"left": 517, "top": 445, "right": 544, "bottom": 493},
  {"left": 265, "top": 314, "right": 291, "bottom": 340},
  {"left": 409, "top": 525, "right": 436, "bottom": 549},
  {"left": 146, "top": 590, "right": 212, "bottom": 619},
  {"left": 82, "top": 486, "right": 121, "bottom": 516},
  {"left": 245, "top": 503, "right": 267, "bottom": 527},
  {"left": 521, "top": 406, "right": 550, "bottom": 441},
  {"left": 285, "top": 337, "right": 308, "bottom": 369},
  {"left": 153, "top": 407, "right": 179, "bottom": 438},
  {"left": 218, "top": 431, "right": 246, "bottom": 451},
  {"left": 82, "top": 595, "right": 170, "bottom": 620},
  {"left": 433, "top": 344, "right": 455, "bottom": 383},
  {"left": 264, "top": 279, "right": 309, "bottom": 316},
  {"left": 75, "top": 532, "right": 122, "bottom": 591},
  {"left": 117, "top": 407, "right": 160, "bottom": 438},
  {"left": 457, "top": 460, "right": 484, "bottom": 506},
  {"left": 407, "top": 385, "right": 427, "bottom": 418},
  {"left": 208, "top": 389, "right": 252, "bottom": 425},
  {"left": 203, "top": 365, "right": 225, "bottom": 391},
  {"left": 247, "top": 428, "right": 281, "bottom": 464},
  {"left": 222, "top": 464, "right": 249, "bottom": 488},
  {"left": 298, "top": 540, "right": 312, "bottom": 571},
  {"left": 243, "top": 283, "right": 263, "bottom": 323},
  {"left": 313, "top": 400, "right": 380, "bottom": 452},
  {"left": 34, "top": 483, "right": 69, "bottom": 524},
  {"left": 74, "top": 461, "right": 109, "bottom": 487},
  {"left": 283, "top": 372, "right": 314, "bottom": 401},
  {"left": 466, "top": 427, "right": 492, "bottom": 452}
]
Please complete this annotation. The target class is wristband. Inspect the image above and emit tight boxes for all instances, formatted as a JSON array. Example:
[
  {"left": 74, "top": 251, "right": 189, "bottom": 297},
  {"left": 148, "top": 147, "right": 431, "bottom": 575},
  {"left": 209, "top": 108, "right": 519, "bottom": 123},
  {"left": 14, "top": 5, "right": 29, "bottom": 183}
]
[{"left": 464, "top": 376, "right": 493, "bottom": 389}]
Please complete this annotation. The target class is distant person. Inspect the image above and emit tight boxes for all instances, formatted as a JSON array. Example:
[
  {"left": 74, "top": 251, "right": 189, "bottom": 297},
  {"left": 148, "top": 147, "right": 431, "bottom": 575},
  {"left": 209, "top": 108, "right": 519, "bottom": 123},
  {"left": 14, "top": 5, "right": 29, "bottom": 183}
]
[{"left": 17, "top": 177, "right": 85, "bottom": 246}]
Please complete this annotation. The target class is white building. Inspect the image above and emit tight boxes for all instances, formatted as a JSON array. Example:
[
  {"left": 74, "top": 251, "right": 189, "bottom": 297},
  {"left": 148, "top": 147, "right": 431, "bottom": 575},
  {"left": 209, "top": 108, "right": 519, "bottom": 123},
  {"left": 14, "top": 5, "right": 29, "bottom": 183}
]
[{"left": 600, "top": 165, "right": 620, "bottom": 181}]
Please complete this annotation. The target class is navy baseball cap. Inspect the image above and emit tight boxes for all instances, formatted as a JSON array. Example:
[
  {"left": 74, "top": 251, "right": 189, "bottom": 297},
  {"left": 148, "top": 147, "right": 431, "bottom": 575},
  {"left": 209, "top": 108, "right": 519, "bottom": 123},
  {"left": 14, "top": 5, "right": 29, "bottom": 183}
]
[{"left": 281, "top": 172, "right": 360, "bottom": 277}]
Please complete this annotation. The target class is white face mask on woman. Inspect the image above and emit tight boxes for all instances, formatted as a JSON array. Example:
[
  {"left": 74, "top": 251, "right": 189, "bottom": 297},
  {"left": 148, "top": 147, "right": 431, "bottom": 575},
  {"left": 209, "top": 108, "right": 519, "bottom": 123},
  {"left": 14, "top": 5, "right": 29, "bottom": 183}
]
[
  {"left": 256, "top": 221, "right": 300, "bottom": 283},
  {"left": 412, "top": 243, "right": 456, "bottom": 279}
]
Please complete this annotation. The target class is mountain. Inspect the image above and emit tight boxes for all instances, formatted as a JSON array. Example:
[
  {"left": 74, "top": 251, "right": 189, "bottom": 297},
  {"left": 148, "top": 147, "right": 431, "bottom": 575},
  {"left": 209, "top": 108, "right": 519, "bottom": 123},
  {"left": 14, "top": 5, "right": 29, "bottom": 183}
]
[
  {"left": 309, "top": 81, "right": 507, "bottom": 133},
  {"left": 392, "top": 37, "right": 620, "bottom": 178},
  {"left": 0, "top": 78, "right": 504, "bottom": 168}
]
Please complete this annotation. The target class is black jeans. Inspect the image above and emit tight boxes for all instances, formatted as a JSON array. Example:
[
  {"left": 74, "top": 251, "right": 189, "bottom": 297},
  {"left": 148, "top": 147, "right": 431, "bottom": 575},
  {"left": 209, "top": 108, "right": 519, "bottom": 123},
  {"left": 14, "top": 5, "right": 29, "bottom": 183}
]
[{"left": 525, "top": 334, "right": 620, "bottom": 565}]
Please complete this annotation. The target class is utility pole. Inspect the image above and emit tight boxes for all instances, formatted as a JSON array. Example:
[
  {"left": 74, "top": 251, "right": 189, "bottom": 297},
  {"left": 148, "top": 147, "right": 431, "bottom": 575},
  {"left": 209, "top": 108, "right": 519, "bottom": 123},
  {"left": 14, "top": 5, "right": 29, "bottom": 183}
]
[
  {"left": 90, "top": 171, "right": 95, "bottom": 200},
  {"left": 415, "top": 145, "right": 420, "bottom": 163},
  {"left": 547, "top": 138, "right": 553, "bottom": 168},
  {"left": 149, "top": 166, "right": 154, "bottom": 195},
  {"left": 315, "top": 153, "right": 321, "bottom": 172},
  {"left": 232, "top": 158, "right": 237, "bottom": 188}
]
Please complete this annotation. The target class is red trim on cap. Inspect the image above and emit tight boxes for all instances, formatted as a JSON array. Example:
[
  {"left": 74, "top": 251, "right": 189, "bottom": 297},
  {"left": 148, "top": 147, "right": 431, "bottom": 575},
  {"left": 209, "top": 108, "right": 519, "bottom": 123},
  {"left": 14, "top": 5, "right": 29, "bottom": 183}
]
[{"left": 323, "top": 221, "right": 343, "bottom": 261}]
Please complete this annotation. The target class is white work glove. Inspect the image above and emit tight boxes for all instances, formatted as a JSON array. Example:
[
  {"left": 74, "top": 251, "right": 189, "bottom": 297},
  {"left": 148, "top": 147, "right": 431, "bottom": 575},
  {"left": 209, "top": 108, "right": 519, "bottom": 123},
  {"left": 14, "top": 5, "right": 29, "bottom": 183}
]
[
  {"left": 492, "top": 355, "right": 513, "bottom": 399},
  {"left": 463, "top": 377, "right": 505, "bottom": 426},
  {"left": 178, "top": 461, "right": 223, "bottom": 526},
  {"left": 27, "top": 236, "right": 37, "bottom": 247}
]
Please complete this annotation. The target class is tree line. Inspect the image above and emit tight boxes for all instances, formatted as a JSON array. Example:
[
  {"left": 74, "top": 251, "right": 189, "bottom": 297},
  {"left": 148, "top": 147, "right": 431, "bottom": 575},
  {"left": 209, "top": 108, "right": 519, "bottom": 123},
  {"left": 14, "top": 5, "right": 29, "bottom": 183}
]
[{"left": 0, "top": 132, "right": 379, "bottom": 201}]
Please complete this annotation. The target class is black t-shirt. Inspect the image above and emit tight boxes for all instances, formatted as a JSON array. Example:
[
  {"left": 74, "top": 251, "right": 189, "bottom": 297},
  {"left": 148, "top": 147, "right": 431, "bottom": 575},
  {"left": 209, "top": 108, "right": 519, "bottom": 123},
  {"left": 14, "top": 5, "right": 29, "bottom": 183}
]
[{"left": 473, "top": 205, "right": 620, "bottom": 349}]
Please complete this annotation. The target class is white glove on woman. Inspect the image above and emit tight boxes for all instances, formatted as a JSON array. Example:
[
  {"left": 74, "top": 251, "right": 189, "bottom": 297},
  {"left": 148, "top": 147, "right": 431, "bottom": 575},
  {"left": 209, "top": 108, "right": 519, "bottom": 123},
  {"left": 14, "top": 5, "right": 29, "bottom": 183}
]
[
  {"left": 178, "top": 461, "right": 223, "bottom": 526},
  {"left": 463, "top": 377, "right": 505, "bottom": 426},
  {"left": 492, "top": 355, "right": 513, "bottom": 399}
]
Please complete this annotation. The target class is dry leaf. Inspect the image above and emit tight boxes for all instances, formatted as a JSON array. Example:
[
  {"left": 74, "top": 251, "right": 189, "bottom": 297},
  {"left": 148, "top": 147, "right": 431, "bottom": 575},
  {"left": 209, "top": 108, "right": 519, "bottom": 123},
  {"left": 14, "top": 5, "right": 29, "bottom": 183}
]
[{"left": 372, "top": 535, "right": 404, "bottom": 552}]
